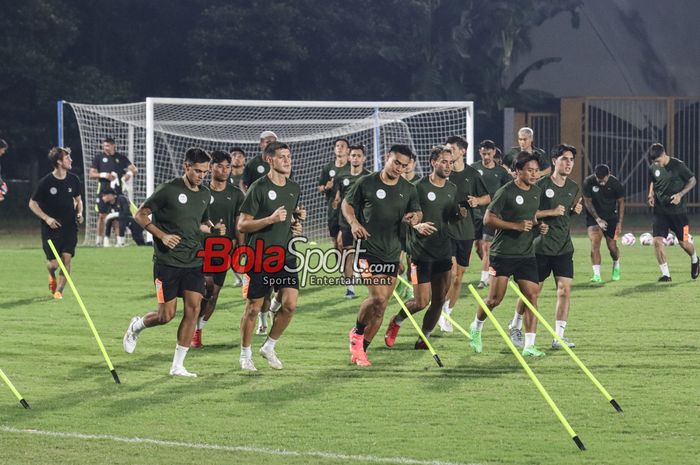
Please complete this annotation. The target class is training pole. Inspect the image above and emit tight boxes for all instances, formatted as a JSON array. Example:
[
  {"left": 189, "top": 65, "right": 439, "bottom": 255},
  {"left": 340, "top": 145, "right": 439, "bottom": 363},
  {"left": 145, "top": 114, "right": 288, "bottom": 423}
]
[
  {"left": 0, "top": 368, "right": 30, "bottom": 409},
  {"left": 468, "top": 284, "right": 585, "bottom": 450},
  {"left": 508, "top": 281, "right": 622, "bottom": 412},
  {"left": 47, "top": 240, "right": 121, "bottom": 384},
  {"left": 392, "top": 277, "right": 443, "bottom": 367},
  {"left": 440, "top": 311, "right": 472, "bottom": 340}
]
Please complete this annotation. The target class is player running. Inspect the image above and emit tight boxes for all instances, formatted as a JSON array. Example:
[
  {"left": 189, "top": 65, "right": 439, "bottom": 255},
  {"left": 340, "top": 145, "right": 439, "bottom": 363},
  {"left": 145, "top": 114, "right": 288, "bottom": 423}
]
[
  {"left": 318, "top": 138, "right": 350, "bottom": 258},
  {"left": 503, "top": 127, "right": 550, "bottom": 177},
  {"left": 240, "top": 130, "right": 277, "bottom": 192}
]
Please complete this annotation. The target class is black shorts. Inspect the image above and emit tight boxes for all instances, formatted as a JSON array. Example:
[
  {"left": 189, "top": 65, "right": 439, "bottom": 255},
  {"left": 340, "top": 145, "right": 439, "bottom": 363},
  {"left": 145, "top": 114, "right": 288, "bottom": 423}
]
[
  {"left": 451, "top": 239, "right": 474, "bottom": 267},
  {"left": 585, "top": 213, "right": 619, "bottom": 240},
  {"left": 95, "top": 196, "right": 111, "bottom": 214},
  {"left": 153, "top": 263, "right": 206, "bottom": 304},
  {"left": 340, "top": 226, "right": 354, "bottom": 248},
  {"left": 652, "top": 212, "right": 689, "bottom": 241},
  {"left": 328, "top": 209, "right": 341, "bottom": 238},
  {"left": 410, "top": 259, "right": 453, "bottom": 284},
  {"left": 206, "top": 270, "right": 228, "bottom": 287},
  {"left": 488, "top": 255, "right": 539, "bottom": 284},
  {"left": 243, "top": 260, "right": 299, "bottom": 300},
  {"left": 536, "top": 252, "right": 574, "bottom": 281},
  {"left": 357, "top": 253, "right": 399, "bottom": 277},
  {"left": 42, "top": 226, "right": 78, "bottom": 260}
]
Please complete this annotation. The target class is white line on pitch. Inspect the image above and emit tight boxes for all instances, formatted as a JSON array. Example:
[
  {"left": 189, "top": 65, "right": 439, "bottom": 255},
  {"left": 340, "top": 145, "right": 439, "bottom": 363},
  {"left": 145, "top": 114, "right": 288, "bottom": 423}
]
[{"left": 0, "top": 426, "right": 482, "bottom": 465}]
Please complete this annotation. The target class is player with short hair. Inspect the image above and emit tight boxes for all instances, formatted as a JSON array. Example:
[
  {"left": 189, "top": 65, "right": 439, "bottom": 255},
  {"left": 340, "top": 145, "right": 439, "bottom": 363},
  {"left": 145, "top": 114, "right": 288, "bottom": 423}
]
[
  {"left": 385, "top": 146, "right": 466, "bottom": 349},
  {"left": 229, "top": 147, "right": 246, "bottom": 188},
  {"left": 89, "top": 137, "right": 138, "bottom": 247},
  {"left": 191, "top": 150, "right": 245, "bottom": 349},
  {"left": 240, "top": 130, "right": 277, "bottom": 192},
  {"left": 342, "top": 144, "right": 422, "bottom": 366},
  {"left": 100, "top": 187, "right": 145, "bottom": 246},
  {"left": 646, "top": 143, "right": 698, "bottom": 281},
  {"left": 319, "top": 138, "right": 351, "bottom": 252},
  {"left": 468, "top": 151, "right": 549, "bottom": 357},
  {"left": 29, "top": 147, "right": 84, "bottom": 300},
  {"left": 508, "top": 144, "right": 583, "bottom": 352},
  {"left": 237, "top": 141, "right": 302, "bottom": 371},
  {"left": 122, "top": 148, "right": 221, "bottom": 378},
  {"left": 583, "top": 164, "right": 625, "bottom": 282},
  {"left": 0, "top": 138, "right": 8, "bottom": 202},
  {"left": 439, "top": 136, "right": 490, "bottom": 332},
  {"left": 503, "top": 127, "right": 550, "bottom": 177}
]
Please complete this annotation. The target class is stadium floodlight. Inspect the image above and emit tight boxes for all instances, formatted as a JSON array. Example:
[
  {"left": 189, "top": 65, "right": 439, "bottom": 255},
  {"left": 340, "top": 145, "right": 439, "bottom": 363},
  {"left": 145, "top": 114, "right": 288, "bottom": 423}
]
[
  {"left": 468, "top": 284, "right": 586, "bottom": 451},
  {"left": 59, "top": 98, "right": 473, "bottom": 245},
  {"left": 47, "top": 240, "right": 121, "bottom": 385},
  {"left": 508, "top": 281, "right": 623, "bottom": 413},
  {"left": 0, "top": 367, "right": 30, "bottom": 409}
]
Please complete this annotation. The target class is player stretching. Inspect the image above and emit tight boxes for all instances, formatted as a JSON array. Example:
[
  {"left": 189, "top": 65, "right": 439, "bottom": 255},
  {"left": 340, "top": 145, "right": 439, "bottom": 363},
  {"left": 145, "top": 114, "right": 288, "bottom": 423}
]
[
  {"left": 646, "top": 143, "right": 698, "bottom": 281},
  {"left": 342, "top": 145, "right": 421, "bottom": 366},
  {"left": 468, "top": 152, "right": 549, "bottom": 356},
  {"left": 191, "top": 150, "right": 245, "bottom": 349},
  {"left": 123, "top": 148, "right": 222, "bottom": 378},
  {"left": 583, "top": 164, "right": 625, "bottom": 282},
  {"left": 237, "top": 142, "right": 302, "bottom": 371},
  {"left": 29, "top": 147, "right": 84, "bottom": 299}
]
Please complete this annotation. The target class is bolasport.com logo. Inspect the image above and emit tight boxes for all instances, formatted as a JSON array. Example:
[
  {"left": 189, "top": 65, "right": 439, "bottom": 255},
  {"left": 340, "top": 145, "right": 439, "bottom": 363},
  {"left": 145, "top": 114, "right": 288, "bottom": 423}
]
[{"left": 196, "top": 237, "right": 395, "bottom": 287}]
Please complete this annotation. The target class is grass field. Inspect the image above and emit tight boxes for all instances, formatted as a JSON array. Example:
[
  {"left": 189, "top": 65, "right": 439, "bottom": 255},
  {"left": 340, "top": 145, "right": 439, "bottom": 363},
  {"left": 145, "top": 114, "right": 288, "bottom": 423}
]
[{"left": 1, "top": 234, "right": 699, "bottom": 465}]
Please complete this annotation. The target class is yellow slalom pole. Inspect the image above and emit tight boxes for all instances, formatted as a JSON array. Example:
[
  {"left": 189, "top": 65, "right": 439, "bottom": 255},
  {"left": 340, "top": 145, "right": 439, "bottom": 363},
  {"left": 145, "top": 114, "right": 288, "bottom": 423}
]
[
  {"left": 47, "top": 240, "right": 121, "bottom": 384},
  {"left": 392, "top": 277, "right": 443, "bottom": 367},
  {"left": 468, "top": 284, "right": 585, "bottom": 450},
  {"left": 508, "top": 281, "right": 622, "bottom": 413},
  {"left": 0, "top": 368, "right": 30, "bottom": 409}
]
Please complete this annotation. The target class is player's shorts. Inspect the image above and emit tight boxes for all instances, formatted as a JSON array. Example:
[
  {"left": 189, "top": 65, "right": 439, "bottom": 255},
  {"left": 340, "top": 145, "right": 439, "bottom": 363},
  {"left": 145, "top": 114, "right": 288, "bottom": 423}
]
[
  {"left": 356, "top": 253, "right": 399, "bottom": 278},
  {"left": 536, "top": 252, "right": 574, "bottom": 281},
  {"left": 409, "top": 259, "right": 453, "bottom": 284},
  {"left": 652, "top": 212, "right": 690, "bottom": 241},
  {"left": 243, "top": 259, "right": 299, "bottom": 300},
  {"left": 95, "top": 196, "right": 111, "bottom": 214},
  {"left": 206, "top": 270, "right": 228, "bottom": 287},
  {"left": 585, "top": 213, "right": 619, "bottom": 240},
  {"left": 488, "top": 255, "right": 539, "bottom": 284},
  {"left": 451, "top": 239, "right": 474, "bottom": 267},
  {"left": 340, "top": 226, "right": 354, "bottom": 248},
  {"left": 153, "top": 263, "right": 206, "bottom": 304},
  {"left": 474, "top": 218, "right": 496, "bottom": 241},
  {"left": 327, "top": 208, "right": 341, "bottom": 238},
  {"left": 42, "top": 225, "right": 78, "bottom": 260}
]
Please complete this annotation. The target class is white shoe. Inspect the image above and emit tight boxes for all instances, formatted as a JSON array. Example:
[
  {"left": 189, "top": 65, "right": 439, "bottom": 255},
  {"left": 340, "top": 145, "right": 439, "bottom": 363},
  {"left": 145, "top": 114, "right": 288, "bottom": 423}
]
[
  {"left": 123, "top": 316, "right": 141, "bottom": 354},
  {"left": 169, "top": 366, "right": 197, "bottom": 377},
  {"left": 240, "top": 357, "right": 257, "bottom": 371},
  {"left": 438, "top": 314, "right": 453, "bottom": 332},
  {"left": 103, "top": 237, "right": 112, "bottom": 247},
  {"left": 260, "top": 346, "right": 283, "bottom": 370}
]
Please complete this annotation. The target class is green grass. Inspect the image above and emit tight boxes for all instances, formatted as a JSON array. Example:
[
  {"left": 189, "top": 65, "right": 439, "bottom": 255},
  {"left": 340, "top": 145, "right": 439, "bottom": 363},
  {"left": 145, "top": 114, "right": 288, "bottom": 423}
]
[{"left": 0, "top": 235, "right": 698, "bottom": 465}]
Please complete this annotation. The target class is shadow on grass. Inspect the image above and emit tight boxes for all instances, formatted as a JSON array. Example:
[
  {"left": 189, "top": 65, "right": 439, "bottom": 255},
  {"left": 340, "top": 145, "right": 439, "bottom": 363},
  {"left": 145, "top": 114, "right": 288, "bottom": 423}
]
[
  {"left": 0, "top": 295, "right": 54, "bottom": 309},
  {"left": 613, "top": 281, "right": 680, "bottom": 297}
]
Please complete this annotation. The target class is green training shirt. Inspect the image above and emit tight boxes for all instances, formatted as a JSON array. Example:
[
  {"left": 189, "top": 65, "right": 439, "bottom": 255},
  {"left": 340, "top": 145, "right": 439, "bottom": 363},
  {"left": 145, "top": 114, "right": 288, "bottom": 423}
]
[
  {"left": 319, "top": 160, "right": 351, "bottom": 222},
  {"left": 208, "top": 183, "right": 245, "bottom": 241},
  {"left": 582, "top": 174, "right": 624, "bottom": 220},
  {"left": 448, "top": 165, "right": 488, "bottom": 240},
  {"left": 241, "top": 154, "right": 269, "bottom": 189},
  {"left": 337, "top": 169, "right": 371, "bottom": 229},
  {"left": 649, "top": 158, "right": 694, "bottom": 214},
  {"left": 488, "top": 181, "right": 542, "bottom": 258},
  {"left": 534, "top": 176, "right": 580, "bottom": 256},
  {"left": 503, "top": 146, "right": 549, "bottom": 172},
  {"left": 471, "top": 160, "right": 511, "bottom": 220},
  {"left": 407, "top": 177, "right": 459, "bottom": 262}
]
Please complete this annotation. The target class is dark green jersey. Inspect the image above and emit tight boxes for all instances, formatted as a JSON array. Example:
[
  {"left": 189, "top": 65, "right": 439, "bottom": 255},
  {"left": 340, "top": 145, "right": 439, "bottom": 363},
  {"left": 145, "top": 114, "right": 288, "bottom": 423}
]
[
  {"left": 488, "top": 181, "right": 542, "bottom": 258},
  {"left": 319, "top": 160, "right": 351, "bottom": 221},
  {"left": 407, "top": 177, "right": 459, "bottom": 261},
  {"left": 503, "top": 146, "right": 549, "bottom": 172},
  {"left": 649, "top": 158, "right": 694, "bottom": 214},
  {"left": 345, "top": 172, "right": 421, "bottom": 262},
  {"left": 582, "top": 174, "right": 624, "bottom": 220},
  {"left": 337, "top": 169, "right": 371, "bottom": 229},
  {"left": 240, "top": 175, "right": 300, "bottom": 254},
  {"left": 405, "top": 174, "right": 422, "bottom": 185},
  {"left": 534, "top": 176, "right": 580, "bottom": 256},
  {"left": 207, "top": 183, "right": 244, "bottom": 241},
  {"left": 230, "top": 173, "right": 243, "bottom": 189},
  {"left": 471, "top": 160, "right": 511, "bottom": 220},
  {"left": 241, "top": 155, "right": 269, "bottom": 189},
  {"left": 448, "top": 165, "right": 488, "bottom": 240},
  {"left": 143, "top": 178, "right": 210, "bottom": 268}
]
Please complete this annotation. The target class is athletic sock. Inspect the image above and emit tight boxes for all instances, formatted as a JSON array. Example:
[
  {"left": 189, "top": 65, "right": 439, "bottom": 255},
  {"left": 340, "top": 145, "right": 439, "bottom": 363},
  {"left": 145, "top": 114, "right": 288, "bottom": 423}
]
[
  {"left": 524, "top": 333, "right": 536, "bottom": 347},
  {"left": 394, "top": 314, "right": 406, "bottom": 326},
  {"left": 613, "top": 260, "right": 620, "bottom": 269},
  {"left": 96, "top": 235, "right": 103, "bottom": 245},
  {"left": 555, "top": 320, "right": 567, "bottom": 338},
  {"left": 346, "top": 284, "right": 355, "bottom": 293},
  {"left": 240, "top": 345, "right": 252, "bottom": 359},
  {"left": 660, "top": 263, "right": 670, "bottom": 277},
  {"left": 511, "top": 312, "right": 523, "bottom": 330},
  {"left": 132, "top": 317, "right": 146, "bottom": 333},
  {"left": 592, "top": 264, "right": 601, "bottom": 276},
  {"left": 363, "top": 339, "right": 371, "bottom": 352},
  {"left": 473, "top": 317, "right": 485, "bottom": 331},
  {"left": 444, "top": 306, "right": 453, "bottom": 316},
  {"left": 692, "top": 253, "right": 698, "bottom": 264},
  {"left": 480, "top": 271, "right": 490, "bottom": 282},
  {"left": 198, "top": 316, "right": 207, "bottom": 330},
  {"left": 171, "top": 344, "right": 188, "bottom": 369},
  {"left": 354, "top": 320, "right": 366, "bottom": 335},
  {"left": 262, "top": 336, "right": 278, "bottom": 352}
]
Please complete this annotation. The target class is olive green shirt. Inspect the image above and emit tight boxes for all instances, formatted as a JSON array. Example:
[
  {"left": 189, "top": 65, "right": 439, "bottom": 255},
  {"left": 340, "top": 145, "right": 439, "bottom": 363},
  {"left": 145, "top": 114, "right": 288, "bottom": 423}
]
[
  {"left": 471, "top": 160, "right": 511, "bottom": 220},
  {"left": 649, "top": 158, "right": 694, "bottom": 214},
  {"left": 407, "top": 177, "right": 459, "bottom": 261},
  {"left": 582, "top": 174, "right": 624, "bottom": 220},
  {"left": 241, "top": 154, "right": 269, "bottom": 189},
  {"left": 143, "top": 178, "right": 211, "bottom": 267},
  {"left": 319, "top": 160, "right": 351, "bottom": 223},
  {"left": 230, "top": 173, "right": 243, "bottom": 189},
  {"left": 448, "top": 165, "right": 488, "bottom": 240},
  {"left": 337, "top": 169, "right": 371, "bottom": 229},
  {"left": 534, "top": 176, "right": 580, "bottom": 256},
  {"left": 488, "top": 181, "right": 542, "bottom": 258},
  {"left": 503, "top": 146, "right": 549, "bottom": 172},
  {"left": 208, "top": 183, "right": 245, "bottom": 241}
]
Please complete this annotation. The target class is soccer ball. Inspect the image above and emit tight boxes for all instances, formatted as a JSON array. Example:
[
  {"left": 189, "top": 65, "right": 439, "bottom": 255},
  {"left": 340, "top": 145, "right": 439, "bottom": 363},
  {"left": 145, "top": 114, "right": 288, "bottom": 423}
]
[
  {"left": 621, "top": 233, "right": 636, "bottom": 246},
  {"left": 664, "top": 233, "right": 678, "bottom": 246},
  {"left": 639, "top": 232, "right": 653, "bottom": 246}
]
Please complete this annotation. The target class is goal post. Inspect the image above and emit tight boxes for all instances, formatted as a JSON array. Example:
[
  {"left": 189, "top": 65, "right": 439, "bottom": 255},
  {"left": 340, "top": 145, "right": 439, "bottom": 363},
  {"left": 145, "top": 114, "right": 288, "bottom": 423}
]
[{"left": 65, "top": 98, "right": 474, "bottom": 244}]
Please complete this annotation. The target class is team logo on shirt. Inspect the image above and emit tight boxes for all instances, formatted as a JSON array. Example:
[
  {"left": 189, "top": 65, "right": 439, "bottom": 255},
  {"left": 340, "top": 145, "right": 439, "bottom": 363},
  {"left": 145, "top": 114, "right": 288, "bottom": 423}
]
[
  {"left": 545, "top": 188, "right": 555, "bottom": 198},
  {"left": 515, "top": 195, "right": 524, "bottom": 205},
  {"left": 343, "top": 178, "right": 350, "bottom": 186},
  {"left": 427, "top": 192, "right": 436, "bottom": 201},
  {"left": 257, "top": 165, "right": 265, "bottom": 173},
  {"left": 478, "top": 169, "right": 483, "bottom": 175},
  {"left": 329, "top": 169, "right": 336, "bottom": 177},
  {"left": 210, "top": 196, "right": 215, "bottom": 204},
  {"left": 376, "top": 189, "right": 386, "bottom": 199},
  {"left": 592, "top": 186, "right": 600, "bottom": 192},
  {"left": 50, "top": 187, "right": 58, "bottom": 195},
  {"left": 68, "top": 188, "right": 72, "bottom": 193},
  {"left": 268, "top": 190, "right": 277, "bottom": 200},
  {"left": 178, "top": 193, "right": 188, "bottom": 204},
  {"left": 654, "top": 169, "right": 661, "bottom": 177},
  {"left": 102, "top": 157, "right": 108, "bottom": 163}
]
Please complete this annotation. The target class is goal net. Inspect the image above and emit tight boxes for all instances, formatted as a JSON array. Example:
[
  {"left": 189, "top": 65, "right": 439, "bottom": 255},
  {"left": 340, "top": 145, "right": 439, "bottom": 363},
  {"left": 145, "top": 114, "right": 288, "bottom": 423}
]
[{"left": 65, "top": 98, "right": 473, "bottom": 244}]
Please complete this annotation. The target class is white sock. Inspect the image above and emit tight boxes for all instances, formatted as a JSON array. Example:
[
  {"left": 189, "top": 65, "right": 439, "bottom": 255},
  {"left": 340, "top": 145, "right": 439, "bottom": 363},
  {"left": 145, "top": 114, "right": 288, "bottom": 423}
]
[
  {"left": 262, "top": 337, "right": 278, "bottom": 352},
  {"left": 171, "top": 344, "right": 188, "bottom": 369},
  {"left": 613, "top": 260, "right": 620, "bottom": 269},
  {"left": 511, "top": 312, "right": 523, "bottom": 330},
  {"left": 473, "top": 317, "right": 485, "bottom": 331},
  {"left": 444, "top": 307, "right": 453, "bottom": 316},
  {"left": 198, "top": 316, "right": 207, "bottom": 330},
  {"left": 117, "top": 236, "right": 126, "bottom": 246},
  {"left": 480, "top": 271, "right": 490, "bottom": 282},
  {"left": 524, "top": 333, "right": 536, "bottom": 347},
  {"left": 346, "top": 284, "right": 355, "bottom": 293},
  {"left": 103, "top": 236, "right": 110, "bottom": 247},
  {"left": 132, "top": 317, "right": 146, "bottom": 333},
  {"left": 692, "top": 253, "right": 698, "bottom": 264},
  {"left": 259, "top": 310, "right": 269, "bottom": 325},
  {"left": 660, "top": 263, "right": 670, "bottom": 277},
  {"left": 96, "top": 235, "right": 104, "bottom": 245},
  {"left": 240, "top": 345, "right": 252, "bottom": 359},
  {"left": 592, "top": 264, "right": 601, "bottom": 276},
  {"left": 555, "top": 320, "right": 567, "bottom": 338}
]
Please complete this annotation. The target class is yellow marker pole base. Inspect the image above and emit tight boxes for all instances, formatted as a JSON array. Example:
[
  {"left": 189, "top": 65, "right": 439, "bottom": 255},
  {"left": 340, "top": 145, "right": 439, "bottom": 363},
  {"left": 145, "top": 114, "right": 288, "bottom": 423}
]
[
  {"left": 440, "top": 312, "right": 472, "bottom": 340},
  {"left": 0, "top": 368, "right": 30, "bottom": 409},
  {"left": 392, "top": 288, "right": 443, "bottom": 368}
]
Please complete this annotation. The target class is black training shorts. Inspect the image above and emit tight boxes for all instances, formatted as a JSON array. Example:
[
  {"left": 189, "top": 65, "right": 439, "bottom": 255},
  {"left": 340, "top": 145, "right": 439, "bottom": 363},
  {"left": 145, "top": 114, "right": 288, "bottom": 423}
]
[
  {"left": 536, "top": 252, "right": 574, "bottom": 281},
  {"left": 488, "top": 255, "right": 539, "bottom": 284}
]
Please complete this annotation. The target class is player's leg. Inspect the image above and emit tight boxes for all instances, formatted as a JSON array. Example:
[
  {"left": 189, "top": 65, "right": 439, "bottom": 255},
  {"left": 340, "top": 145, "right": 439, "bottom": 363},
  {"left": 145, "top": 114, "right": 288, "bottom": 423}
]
[
  {"left": 416, "top": 265, "right": 452, "bottom": 348},
  {"left": 652, "top": 213, "right": 671, "bottom": 281},
  {"left": 192, "top": 274, "right": 221, "bottom": 348},
  {"left": 551, "top": 276, "right": 574, "bottom": 349},
  {"left": 518, "top": 277, "right": 545, "bottom": 357},
  {"left": 95, "top": 195, "right": 107, "bottom": 246},
  {"left": 469, "top": 272, "right": 509, "bottom": 353},
  {"left": 54, "top": 252, "right": 73, "bottom": 298},
  {"left": 509, "top": 254, "right": 547, "bottom": 347},
  {"left": 385, "top": 261, "right": 430, "bottom": 348},
  {"left": 605, "top": 232, "right": 621, "bottom": 280},
  {"left": 670, "top": 216, "right": 699, "bottom": 279},
  {"left": 350, "top": 271, "right": 396, "bottom": 366},
  {"left": 240, "top": 296, "right": 265, "bottom": 371},
  {"left": 127, "top": 219, "right": 146, "bottom": 245},
  {"left": 46, "top": 259, "right": 59, "bottom": 295},
  {"left": 340, "top": 228, "right": 356, "bottom": 298},
  {"left": 169, "top": 289, "right": 203, "bottom": 377},
  {"left": 588, "top": 225, "right": 604, "bottom": 282},
  {"left": 261, "top": 285, "right": 299, "bottom": 369},
  {"left": 441, "top": 239, "right": 471, "bottom": 331}
]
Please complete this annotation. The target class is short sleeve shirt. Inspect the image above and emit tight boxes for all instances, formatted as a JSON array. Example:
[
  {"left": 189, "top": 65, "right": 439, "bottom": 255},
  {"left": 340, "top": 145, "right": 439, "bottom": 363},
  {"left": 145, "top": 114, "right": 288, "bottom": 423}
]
[
  {"left": 582, "top": 174, "right": 624, "bottom": 220},
  {"left": 471, "top": 160, "right": 511, "bottom": 220},
  {"left": 337, "top": 169, "right": 371, "bottom": 229},
  {"left": 91, "top": 152, "right": 132, "bottom": 194},
  {"left": 448, "top": 165, "right": 488, "bottom": 240},
  {"left": 208, "top": 184, "right": 245, "bottom": 241},
  {"left": 503, "top": 147, "right": 549, "bottom": 172},
  {"left": 241, "top": 155, "right": 269, "bottom": 189},
  {"left": 31, "top": 172, "right": 82, "bottom": 232},
  {"left": 407, "top": 177, "right": 459, "bottom": 262},
  {"left": 649, "top": 158, "right": 694, "bottom": 214},
  {"left": 488, "top": 181, "right": 542, "bottom": 258},
  {"left": 534, "top": 176, "right": 580, "bottom": 256}
]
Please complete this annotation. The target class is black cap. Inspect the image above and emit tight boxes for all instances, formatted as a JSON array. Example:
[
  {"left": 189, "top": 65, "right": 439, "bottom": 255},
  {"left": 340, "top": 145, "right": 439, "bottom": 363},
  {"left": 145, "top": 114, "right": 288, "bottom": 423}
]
[{"left": 101, "top": 187, "right": 116, "bottom": 196}]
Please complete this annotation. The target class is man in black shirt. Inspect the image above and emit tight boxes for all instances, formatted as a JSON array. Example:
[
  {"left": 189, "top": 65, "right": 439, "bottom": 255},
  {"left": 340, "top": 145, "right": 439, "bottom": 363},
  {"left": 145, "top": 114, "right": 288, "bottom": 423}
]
[{"left": 101, "top": 188, "right": 146, "bottom": 246}]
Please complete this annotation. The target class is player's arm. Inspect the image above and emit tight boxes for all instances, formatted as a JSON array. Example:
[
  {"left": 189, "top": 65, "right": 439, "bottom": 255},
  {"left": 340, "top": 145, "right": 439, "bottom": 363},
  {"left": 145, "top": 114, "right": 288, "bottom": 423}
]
[
  {"left": 616, "top": 197, "right": 625, "bottom": 233},
  {"left": 73, "top": 195, "right": 84, "bottom": 224},
  {"left": 28, "top": 199, "right": 61, "bottom": 229},
  {"left": 536, "top": 205, "right": 565, "bottom": 219},
  {"left": 670, "top": 176, "right": 696, "bottom": 205},
  {"left": 135, "top": 205, "right": 180, "bottom": 249},
  {"left": 484, "top": 209, "right": 533, "bottom": 232},
  {"left": 341, "top": 198, "right": 370, "bottom": 239},
  {"left": 237, "top": 207, "right": 286, "bottom": 234},
  {"left": 89, "top": 167, "right": 116, "bottom": 181},
  {"left": 647, "top": 182, "right": 655, "bottom": 207}
]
